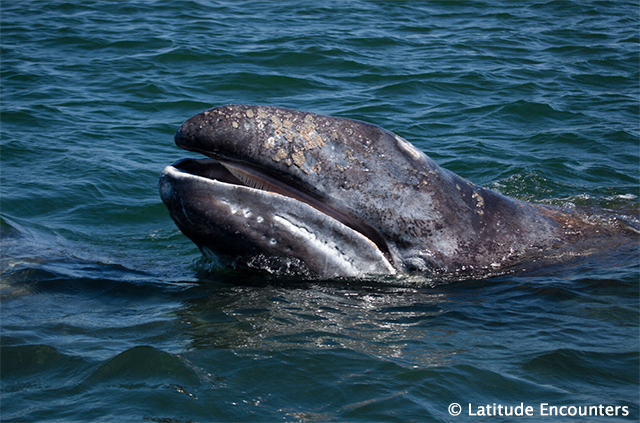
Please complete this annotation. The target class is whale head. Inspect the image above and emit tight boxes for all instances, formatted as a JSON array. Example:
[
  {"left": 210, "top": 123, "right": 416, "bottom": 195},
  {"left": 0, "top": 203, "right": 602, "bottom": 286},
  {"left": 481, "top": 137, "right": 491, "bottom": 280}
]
[{"left": 160, "top": 105, "right": 563, "bottom": 278}]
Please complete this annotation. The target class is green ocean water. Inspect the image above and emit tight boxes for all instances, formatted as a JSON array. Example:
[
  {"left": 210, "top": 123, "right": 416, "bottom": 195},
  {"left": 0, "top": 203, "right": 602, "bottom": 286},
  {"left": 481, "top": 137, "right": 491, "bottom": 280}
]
[{"left": 1, "top": 1, "right": 639, "bottom": 421}]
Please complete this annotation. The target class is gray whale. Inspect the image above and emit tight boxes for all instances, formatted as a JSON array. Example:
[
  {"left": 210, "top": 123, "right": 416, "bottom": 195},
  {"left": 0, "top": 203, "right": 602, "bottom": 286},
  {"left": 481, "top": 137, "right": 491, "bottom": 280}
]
[{"left": 159, "top": 105, "right": 634, "bottom": 278}]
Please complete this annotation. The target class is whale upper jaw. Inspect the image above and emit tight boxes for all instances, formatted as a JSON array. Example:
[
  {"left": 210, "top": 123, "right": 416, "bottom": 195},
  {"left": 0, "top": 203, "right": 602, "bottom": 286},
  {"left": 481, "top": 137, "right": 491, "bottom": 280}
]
[{"left": 159, "top": 157, "right": 396, "bottom": 278}]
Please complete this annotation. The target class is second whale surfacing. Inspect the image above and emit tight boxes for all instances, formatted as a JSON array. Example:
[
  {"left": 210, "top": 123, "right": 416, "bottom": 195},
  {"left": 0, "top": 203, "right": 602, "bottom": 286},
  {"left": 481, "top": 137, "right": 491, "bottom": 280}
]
[{"left": 159, "top": 105, "right": 636, "bottom": 279}]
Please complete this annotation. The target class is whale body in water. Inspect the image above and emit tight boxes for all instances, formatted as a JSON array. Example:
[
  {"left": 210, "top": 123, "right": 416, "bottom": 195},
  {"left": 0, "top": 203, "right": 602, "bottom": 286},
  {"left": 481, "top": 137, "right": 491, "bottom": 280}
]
[{"left": 159, "top": 105, "right": 636, "bottom": 279}]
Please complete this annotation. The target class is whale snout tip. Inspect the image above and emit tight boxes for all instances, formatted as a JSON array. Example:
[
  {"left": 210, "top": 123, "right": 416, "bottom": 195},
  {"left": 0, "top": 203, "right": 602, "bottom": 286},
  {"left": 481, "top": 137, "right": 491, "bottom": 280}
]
[
  {"left": 174, "top": 113, "right": 208, "bottom": 149},
  {"left": 173, "top": 126, "right": 184, "bottom": 146}
]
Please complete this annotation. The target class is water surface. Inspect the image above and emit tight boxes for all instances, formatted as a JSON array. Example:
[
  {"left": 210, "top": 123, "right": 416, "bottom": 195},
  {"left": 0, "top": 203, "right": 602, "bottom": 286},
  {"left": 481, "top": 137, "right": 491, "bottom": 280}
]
[{"left": 1, "top": 1, "right": 638, "bottom": 421}]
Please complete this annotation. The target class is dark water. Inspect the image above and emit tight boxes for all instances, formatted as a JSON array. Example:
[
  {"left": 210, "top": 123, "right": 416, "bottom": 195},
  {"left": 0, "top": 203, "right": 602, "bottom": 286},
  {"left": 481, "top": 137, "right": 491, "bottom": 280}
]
[{"left": 2, "top": 1, "right": 639, "bottom": 421}]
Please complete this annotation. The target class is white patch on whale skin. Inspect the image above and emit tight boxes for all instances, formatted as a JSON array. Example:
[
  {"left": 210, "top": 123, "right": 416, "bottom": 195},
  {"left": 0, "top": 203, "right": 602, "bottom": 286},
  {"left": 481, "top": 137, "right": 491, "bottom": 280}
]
[
  {"left": 272, "top": 214, "right": 393, "bottom": 277},
  {"left": 273, "top": 215, "right": 356, "bottom": 276},
  {"left": 159, "top": 167, "right": 177, "bottom": 199},
  {"left": 395, "top": 135, "right": 423, "bottom": 159}
]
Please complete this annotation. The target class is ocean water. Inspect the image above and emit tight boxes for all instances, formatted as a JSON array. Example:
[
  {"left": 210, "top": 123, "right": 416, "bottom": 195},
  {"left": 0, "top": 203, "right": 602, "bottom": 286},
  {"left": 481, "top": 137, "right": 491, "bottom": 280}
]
[{"left": 1, "top": 1, "right": 638, "bottom": 421}]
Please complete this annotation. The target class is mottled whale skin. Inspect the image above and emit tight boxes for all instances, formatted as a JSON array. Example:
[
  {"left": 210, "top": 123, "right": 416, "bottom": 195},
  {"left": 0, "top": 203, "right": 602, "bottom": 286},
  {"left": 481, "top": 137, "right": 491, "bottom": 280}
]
[{"left": 159, "top": 104, "right": 628, "bottom": 279}]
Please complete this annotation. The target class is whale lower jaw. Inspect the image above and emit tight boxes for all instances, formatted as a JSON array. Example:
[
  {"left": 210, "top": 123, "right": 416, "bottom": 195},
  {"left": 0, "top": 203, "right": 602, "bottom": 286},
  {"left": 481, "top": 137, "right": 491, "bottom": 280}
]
[{"left": 159, "top": 158, "right": 396, "bottom": 278}]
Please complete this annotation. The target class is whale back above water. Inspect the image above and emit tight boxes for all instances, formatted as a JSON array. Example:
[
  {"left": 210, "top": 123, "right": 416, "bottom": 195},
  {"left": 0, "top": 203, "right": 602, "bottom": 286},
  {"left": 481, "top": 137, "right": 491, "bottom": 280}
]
[{"left": 159, "top": 105, "right": 637, "bottom": 279}]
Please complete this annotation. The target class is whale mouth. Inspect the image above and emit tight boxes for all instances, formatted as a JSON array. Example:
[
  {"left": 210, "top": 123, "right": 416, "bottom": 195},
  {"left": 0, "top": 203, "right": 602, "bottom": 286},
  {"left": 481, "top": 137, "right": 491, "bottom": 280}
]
[{"left": 166, "top": 157, "right": 392, "bottom": 260}]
